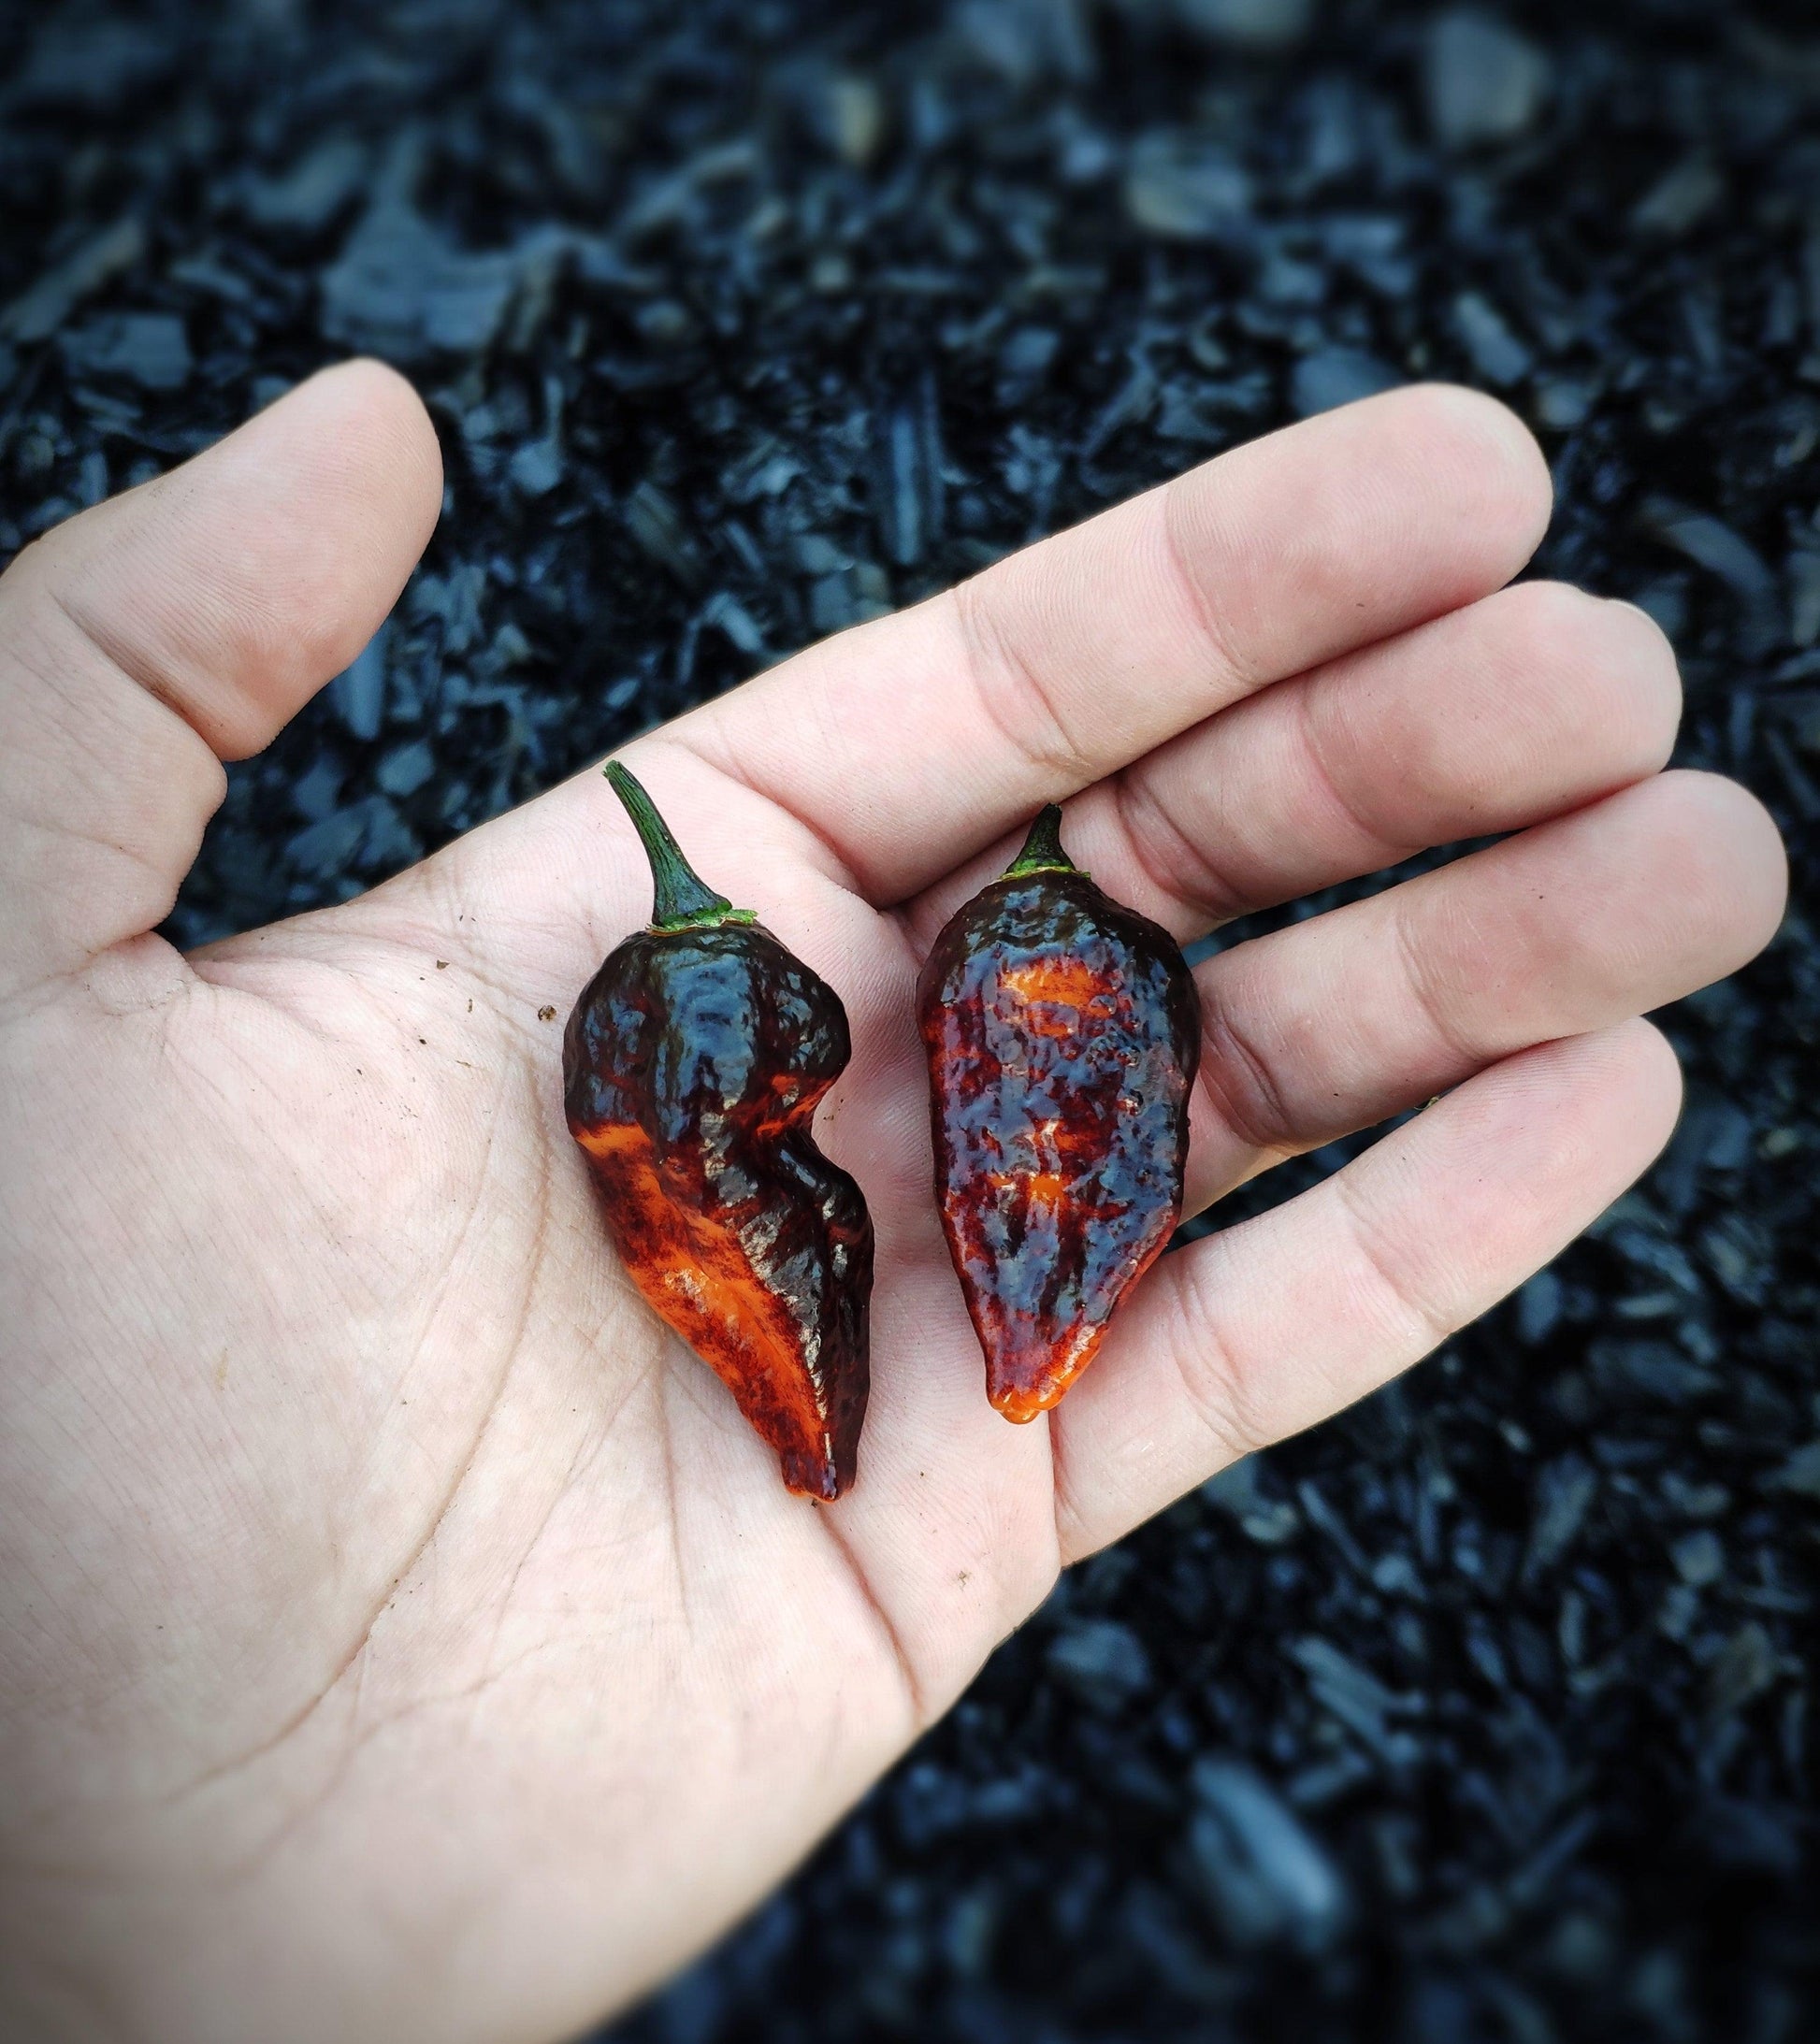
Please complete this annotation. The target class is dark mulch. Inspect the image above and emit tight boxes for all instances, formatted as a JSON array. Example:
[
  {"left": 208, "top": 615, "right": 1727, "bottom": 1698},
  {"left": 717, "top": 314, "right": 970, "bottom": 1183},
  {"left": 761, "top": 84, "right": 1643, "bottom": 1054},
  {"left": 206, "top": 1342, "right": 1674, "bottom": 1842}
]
[{"left": 2, "top": 0, "right": 1815, "bottom": 2038}]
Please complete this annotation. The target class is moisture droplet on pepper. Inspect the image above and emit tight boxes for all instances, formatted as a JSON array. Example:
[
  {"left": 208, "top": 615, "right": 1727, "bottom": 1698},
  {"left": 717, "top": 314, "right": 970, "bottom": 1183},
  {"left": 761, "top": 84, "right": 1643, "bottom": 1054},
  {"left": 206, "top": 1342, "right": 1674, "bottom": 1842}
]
[
  {"left": 917, "top": 805, "right": 1201, "bottom": 1421},
  {"left": 563, "top": 764, "right": 874, "bottom": 1499}
]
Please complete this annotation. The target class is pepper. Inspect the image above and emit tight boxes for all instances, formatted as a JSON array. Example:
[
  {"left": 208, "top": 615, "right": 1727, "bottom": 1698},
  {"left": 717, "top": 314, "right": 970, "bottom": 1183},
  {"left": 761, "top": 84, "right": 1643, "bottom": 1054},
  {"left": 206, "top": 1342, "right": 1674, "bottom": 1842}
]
[
  {"left": 562, "top": 764, "right": 873, "bottom": 1500},
  {"left": 917, "top": 805, "right": 1201, "bottom": 1421}
]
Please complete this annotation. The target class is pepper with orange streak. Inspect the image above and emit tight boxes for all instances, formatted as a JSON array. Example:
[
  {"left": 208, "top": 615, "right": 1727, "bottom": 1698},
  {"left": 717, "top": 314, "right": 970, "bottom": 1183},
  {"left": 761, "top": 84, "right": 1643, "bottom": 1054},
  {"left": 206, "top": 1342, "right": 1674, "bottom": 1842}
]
[
  {"left": 917, "top": 806, "right": 1200, "bottom": 1420},
  {"left": 563, "top": 764, "right": 873, "bottom": 1499}
]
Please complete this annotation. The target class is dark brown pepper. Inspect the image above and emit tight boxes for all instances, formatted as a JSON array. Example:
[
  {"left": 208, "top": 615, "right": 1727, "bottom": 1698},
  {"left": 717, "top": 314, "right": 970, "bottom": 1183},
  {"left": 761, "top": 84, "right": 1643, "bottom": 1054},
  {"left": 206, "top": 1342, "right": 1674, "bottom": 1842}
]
[
  {"left": 563, "top": 765, "right": 873, "bottom": 1499},
  {"left": 917, "top": 806, "right": 1201, "bottom": 1420}
]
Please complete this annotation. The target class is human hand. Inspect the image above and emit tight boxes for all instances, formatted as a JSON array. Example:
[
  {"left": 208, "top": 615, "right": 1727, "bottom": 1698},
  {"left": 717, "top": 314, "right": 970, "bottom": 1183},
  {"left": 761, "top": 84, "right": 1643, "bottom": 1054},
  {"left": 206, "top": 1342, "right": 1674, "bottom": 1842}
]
[{"left": 0, "top": 364, "right": 1785, "bottom": 2043}]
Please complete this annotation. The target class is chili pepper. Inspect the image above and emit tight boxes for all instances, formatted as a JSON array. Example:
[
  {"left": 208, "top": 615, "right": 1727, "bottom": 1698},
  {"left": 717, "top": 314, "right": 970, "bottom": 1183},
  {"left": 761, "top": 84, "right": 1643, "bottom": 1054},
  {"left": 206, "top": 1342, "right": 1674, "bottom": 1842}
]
[
  {"left": 917, "top": 805, "right": 1201, "bottom": 1422},
  {"left": 563, "top": 764, "right": 873, "bottom": 1500}
]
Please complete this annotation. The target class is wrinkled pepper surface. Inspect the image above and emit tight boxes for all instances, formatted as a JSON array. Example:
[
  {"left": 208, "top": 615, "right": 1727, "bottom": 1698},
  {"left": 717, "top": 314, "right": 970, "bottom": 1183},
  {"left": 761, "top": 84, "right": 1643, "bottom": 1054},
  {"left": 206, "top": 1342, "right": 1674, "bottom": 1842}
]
[
  {"left": 563, "top": 764, "right": 873, "bottom": 1499},
  {"left": 917, "top": 806, "right": 1201, "bottom": 1420}
]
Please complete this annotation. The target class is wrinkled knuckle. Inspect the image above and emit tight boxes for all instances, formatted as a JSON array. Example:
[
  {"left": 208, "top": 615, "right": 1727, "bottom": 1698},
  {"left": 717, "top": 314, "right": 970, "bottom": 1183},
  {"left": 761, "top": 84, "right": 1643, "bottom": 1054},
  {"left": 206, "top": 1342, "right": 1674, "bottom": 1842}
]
[
  {"left": 1158, "top": 483, "right": 1257, "bottom": 694},
  {"left": 1051, "top": 1475, "right": 1094, "bottom": 1567},
  {"left": 1171, "top": 1263, "right": 1272, "bottom": 1461},
  {"left": 1336, "top": 1174, "right": 1454, "bottom": 1354},
  {"left": 952, "top": 578, "right": 1095, "bottom": 784},
  {"left": 1112, "top": 771, "right": 1239, "bottom": 924},
  {"left": 1389, "top": 901, "right": 1480, "bottom": 1069},
  {"left": 1295, "top": 684, "right": 1397, "bottom": 855},
  {"left": 1195, "top": 1003, "right": 1295, "bottom": 1156}
]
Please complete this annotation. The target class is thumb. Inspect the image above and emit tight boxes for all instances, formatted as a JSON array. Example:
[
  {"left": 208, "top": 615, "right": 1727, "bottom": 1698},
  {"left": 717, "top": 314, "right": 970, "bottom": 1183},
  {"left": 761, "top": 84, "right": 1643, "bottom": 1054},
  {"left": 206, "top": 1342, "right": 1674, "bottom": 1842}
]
[{"left": 0, "top": 358, "right": 441, "bottom": 1000}]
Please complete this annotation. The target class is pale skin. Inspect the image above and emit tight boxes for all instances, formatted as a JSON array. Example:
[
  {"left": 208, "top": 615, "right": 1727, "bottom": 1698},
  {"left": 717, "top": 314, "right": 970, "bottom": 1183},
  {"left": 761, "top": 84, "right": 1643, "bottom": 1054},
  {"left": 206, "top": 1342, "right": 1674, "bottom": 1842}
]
[{"left": 0, "top": 362, "right": 1787, "bottom": 2044}]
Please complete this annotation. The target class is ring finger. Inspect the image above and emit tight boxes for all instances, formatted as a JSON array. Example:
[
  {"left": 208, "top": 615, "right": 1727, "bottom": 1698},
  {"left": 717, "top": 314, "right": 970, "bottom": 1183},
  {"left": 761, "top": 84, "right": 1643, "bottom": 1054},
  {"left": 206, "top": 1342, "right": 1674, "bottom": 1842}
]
[{"left": 1179, "top": 767, "right": 1786, "bottom": 1213}]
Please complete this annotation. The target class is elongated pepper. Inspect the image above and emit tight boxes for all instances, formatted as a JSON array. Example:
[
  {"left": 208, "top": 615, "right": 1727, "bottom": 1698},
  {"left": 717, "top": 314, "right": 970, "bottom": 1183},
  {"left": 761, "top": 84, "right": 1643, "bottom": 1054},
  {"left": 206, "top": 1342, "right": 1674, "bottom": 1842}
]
[
  {"left": 563, "top": 765, "right": 873, "bottom": 1499},
  {"left": 917, "top": 806, "right": 1201, "bottom": 1420}
]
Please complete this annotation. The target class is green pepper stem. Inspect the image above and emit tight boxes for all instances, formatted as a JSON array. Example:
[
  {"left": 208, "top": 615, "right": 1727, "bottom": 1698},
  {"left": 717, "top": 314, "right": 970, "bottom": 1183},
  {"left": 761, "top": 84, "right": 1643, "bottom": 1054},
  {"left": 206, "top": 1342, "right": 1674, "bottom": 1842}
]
[
  {"left": 604, "top": 762, "right": 752, "bottom": 930},
  {"left": 1004, "top": 803, "right": 1079, "bottom": 877}
]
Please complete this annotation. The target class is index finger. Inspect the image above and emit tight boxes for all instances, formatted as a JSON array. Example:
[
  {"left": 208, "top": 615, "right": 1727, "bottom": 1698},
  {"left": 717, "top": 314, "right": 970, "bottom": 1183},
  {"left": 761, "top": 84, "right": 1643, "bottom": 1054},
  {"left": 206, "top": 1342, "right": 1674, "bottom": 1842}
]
[{"left": 678, "top": 384, "right": 1551, "bottom": 904}]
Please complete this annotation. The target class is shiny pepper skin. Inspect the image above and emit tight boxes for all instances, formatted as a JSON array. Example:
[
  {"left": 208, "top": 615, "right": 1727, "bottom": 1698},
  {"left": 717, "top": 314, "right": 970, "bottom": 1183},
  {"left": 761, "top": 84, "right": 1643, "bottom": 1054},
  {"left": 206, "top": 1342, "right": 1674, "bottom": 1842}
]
[
  {"left": 917, "top": 806, "right": 1201, "bottom": 1421},
  {"left": 563, "top": 765, "right": 873, "bottom": 1500}
]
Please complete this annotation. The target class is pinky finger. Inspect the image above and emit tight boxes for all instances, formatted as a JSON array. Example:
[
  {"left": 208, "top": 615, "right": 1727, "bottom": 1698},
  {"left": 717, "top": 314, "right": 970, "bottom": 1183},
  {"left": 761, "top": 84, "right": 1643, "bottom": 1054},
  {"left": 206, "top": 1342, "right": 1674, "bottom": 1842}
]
[{"left": 1050, "top": 1018, "right": 1683, "bottom": 1562}]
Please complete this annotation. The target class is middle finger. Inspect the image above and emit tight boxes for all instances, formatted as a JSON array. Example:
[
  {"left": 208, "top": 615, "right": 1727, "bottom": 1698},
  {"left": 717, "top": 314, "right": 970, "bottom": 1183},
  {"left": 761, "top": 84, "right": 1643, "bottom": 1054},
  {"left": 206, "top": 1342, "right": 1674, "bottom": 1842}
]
[{"left": 902, "top": 579, "right": 1680, "bottom": 952}]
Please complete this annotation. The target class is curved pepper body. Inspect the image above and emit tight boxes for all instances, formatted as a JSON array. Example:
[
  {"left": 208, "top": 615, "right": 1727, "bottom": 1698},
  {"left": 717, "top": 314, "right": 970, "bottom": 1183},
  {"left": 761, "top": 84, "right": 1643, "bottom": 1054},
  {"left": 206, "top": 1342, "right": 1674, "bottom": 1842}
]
[
  {"left": 917, "top": 811, "right": 1200, "bottom": 1420},
  {"left": 563, "top": 770, "right": 872, "bottom": 1499}
]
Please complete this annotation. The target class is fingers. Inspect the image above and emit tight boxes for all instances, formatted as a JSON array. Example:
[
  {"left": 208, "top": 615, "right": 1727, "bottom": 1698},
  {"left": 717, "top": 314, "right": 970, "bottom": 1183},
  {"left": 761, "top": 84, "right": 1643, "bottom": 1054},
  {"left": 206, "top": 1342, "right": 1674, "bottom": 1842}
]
[
  {"left": 1142, "top": 586, "right": 1680, "bottom": 933},
  {"left": 677, "top": 385, "right": 1551, "bottom": 903},
  {"left": 1181, "top": 770, "right": 1785, "bottom": 1210},
  {"left": 903, "top": 579, "right": 1682, "bottom": 951},
  {"left": 1052, "top": 1020, "right": 1683, "bottom": 1562},
  {"left": 1066, "top": 582, "right": 1680, "bottom": 939},
  {"left": 382, "top": 387, "right": 1548, "bottom": 1006},
  {"left": 14, "top": 360, "right": 441, "bottom": 760},
  {"left": 0, "top": 361, "right": 441, "bottom": 997}
]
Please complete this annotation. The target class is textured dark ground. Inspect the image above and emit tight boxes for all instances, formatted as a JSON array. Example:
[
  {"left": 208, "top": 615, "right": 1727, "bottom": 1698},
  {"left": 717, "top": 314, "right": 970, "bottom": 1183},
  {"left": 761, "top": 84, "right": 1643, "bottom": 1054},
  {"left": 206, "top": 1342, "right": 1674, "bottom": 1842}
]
[{"left": 3, "top": 0, "right": 1817, "bottom": 2038}]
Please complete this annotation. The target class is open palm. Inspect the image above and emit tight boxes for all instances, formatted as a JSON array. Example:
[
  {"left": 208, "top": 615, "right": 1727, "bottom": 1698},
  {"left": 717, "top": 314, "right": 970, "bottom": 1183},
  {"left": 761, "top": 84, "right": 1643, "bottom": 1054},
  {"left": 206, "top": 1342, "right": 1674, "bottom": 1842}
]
[{"left": 0, "top": 364, "right": 1785, "bottom": 2044}]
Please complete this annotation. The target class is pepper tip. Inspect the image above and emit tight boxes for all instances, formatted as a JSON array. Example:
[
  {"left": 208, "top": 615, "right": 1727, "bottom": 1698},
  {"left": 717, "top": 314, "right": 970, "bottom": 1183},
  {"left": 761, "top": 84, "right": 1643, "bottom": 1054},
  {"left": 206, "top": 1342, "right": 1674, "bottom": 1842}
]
[
  {"left": 988, "top": 1378, "right": 1062, "bottom": 1424},
  {"left": 781, "top": 1446, "right": 853, "bottom": 1502}
]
